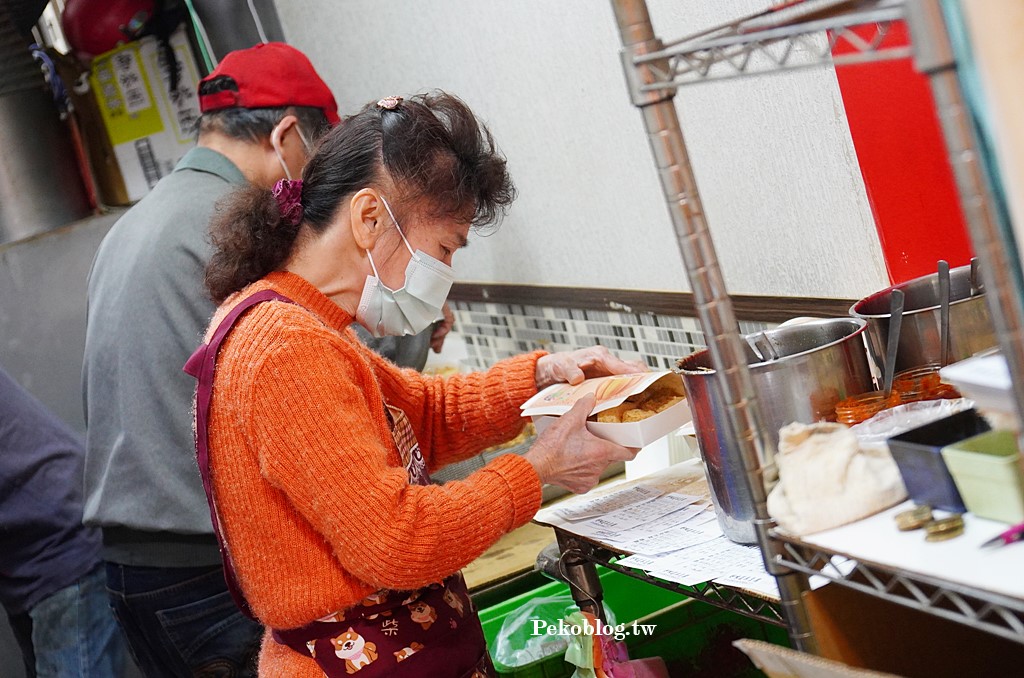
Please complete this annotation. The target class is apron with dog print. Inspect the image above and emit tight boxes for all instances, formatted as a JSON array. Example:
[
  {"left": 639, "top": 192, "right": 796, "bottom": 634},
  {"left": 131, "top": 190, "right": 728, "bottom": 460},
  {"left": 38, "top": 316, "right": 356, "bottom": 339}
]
[{"left": 185, "top": 290, "right": 495, "bottom": 677}]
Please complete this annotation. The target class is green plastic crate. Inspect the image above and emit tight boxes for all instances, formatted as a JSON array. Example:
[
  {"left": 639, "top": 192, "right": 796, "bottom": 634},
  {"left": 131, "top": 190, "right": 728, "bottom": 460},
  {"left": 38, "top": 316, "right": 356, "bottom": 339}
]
[{"left": 477, "top": 567, "right": 787, "bottom": 678}]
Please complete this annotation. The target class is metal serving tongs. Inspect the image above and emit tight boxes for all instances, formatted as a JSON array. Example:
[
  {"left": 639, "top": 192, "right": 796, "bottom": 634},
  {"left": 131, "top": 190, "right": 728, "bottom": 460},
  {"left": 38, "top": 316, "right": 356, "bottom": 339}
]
[
  {"left": 883, "top": 288, "right": 905, "bottom": 396},
  {"left": 938, "top": 260, "right": 951, "bottom": 367}
]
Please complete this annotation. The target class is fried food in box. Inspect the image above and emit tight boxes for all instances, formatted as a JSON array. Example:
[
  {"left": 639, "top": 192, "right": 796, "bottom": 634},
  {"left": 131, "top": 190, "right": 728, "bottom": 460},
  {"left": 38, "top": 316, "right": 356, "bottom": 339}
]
[
  {"left": 622, "top": 408, "right": 655, "bottom": 422},
  {"left": 596, "top": 403, "right": 635, "bottom": 423},
  {"left": 588, "top": 374, "right": 686, "bottom": 424},
  {"left": 644, "top": 392, "right": 684, "bottom": 413}
]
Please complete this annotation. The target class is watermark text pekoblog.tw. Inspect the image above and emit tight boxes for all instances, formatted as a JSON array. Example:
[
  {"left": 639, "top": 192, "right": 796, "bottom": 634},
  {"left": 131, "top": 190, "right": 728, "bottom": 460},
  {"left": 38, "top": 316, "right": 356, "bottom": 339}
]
[{"left": 531, "top": 618, "right": 656, "bottom": 642}]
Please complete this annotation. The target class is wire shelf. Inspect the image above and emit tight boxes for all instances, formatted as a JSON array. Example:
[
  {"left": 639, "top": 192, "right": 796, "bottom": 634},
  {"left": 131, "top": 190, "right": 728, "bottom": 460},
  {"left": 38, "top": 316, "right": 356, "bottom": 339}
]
[
  {"left": 770, "top": 531, "right": 1024, "bottom": 645},
  {"left": 555, "top": 531, "right": 787, "bottom": 628},
  {"left": 629, "top": 0, "right": 911, "bottom": 90}
]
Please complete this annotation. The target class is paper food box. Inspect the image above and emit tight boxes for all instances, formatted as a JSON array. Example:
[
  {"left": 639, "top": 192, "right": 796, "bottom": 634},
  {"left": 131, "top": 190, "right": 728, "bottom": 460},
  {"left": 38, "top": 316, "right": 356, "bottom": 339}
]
[
  {"left": 521, "top": 371, "right": 692, "bottom": 448},
  {"left": 89, "top": 27, "right": 201, "bottom": 203}
]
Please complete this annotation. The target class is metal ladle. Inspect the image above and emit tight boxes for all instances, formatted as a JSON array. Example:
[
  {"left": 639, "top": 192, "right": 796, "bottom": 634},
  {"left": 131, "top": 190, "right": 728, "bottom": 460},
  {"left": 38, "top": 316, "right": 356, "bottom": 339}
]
[
  {"left": 883, "top": 288, "right": 905, "bottom": 397},
  {"left": 938, "top": 259, "right": 951, "bottom": 367}
]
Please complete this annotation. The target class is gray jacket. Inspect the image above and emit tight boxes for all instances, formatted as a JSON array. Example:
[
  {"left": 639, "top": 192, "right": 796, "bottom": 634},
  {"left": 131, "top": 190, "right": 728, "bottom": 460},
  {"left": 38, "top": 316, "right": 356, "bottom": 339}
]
[{"left": 82, "top": 147, "right": 246, "bottom": 566}]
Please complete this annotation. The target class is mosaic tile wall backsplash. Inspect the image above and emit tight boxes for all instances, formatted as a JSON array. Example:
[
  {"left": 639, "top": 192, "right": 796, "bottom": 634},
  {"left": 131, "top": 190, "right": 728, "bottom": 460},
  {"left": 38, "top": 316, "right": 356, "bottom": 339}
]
[{"left": 450, "top": 301, "right": 775, "bottom": 371}]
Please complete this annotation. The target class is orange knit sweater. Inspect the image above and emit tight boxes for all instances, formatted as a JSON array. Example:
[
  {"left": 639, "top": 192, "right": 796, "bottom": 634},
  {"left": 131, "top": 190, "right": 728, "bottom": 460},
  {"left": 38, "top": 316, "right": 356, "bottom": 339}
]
[{"left": 205, "top": 271, "right": 544, "bottom": 676}]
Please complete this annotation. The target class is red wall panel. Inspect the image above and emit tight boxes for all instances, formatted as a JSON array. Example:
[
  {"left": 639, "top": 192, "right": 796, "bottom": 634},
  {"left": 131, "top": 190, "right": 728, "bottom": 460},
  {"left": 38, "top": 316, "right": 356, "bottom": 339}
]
[{"left": 832, "top": 20, "right": 974, "bottom": 284}]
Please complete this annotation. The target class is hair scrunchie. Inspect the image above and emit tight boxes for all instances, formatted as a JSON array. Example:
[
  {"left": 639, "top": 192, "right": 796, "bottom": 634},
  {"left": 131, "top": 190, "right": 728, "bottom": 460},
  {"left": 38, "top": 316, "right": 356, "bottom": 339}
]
[{"left": 272, "top": 178, "right": 304, "bottom": 227}]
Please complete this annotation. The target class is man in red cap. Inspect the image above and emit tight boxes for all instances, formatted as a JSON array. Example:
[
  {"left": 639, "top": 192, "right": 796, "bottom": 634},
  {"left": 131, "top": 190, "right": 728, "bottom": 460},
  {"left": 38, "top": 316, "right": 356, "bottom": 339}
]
[{"left": 82, "top": 43, "right": 338, "bottom": 677}]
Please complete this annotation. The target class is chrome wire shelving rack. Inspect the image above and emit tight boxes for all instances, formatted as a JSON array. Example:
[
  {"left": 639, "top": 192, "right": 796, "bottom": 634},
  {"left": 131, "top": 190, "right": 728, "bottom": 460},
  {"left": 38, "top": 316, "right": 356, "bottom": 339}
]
[
  {"left": 633, "top": 0, "right": 910, "bottom": 88},
  {"left": 770, "top": 531, "right": 1024, "bottom": 645},
  {"left": 554, "top": 531, "right": 787, "bottom": 628},
  {"left": 545, "top": 0, "right": 1024, "bottom": 655}
]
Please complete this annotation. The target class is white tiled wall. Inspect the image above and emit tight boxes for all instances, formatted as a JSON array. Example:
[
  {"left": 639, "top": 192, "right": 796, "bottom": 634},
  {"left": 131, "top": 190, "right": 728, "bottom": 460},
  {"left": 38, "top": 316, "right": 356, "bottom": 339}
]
[{"left": 452, "top": 301, "right": 773, "bottom": 370}]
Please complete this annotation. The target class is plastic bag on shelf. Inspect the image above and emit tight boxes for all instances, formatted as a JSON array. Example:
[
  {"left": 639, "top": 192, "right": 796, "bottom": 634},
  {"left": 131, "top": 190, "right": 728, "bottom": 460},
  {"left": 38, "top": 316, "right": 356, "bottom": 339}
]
[
  {"left": 850, "top": 398, "right": 975, "bottom": 447},
  {"left": 491, "top": 594, "right": 617, "bottom": 669}
]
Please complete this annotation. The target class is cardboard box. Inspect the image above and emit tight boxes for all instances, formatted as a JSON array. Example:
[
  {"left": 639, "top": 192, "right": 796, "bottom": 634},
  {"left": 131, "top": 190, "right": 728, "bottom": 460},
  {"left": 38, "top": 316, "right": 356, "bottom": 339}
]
[
  {"left": 522, "top": 371, "right": 692, "bottom": 448},
  {"left": 733, "top": 639, "right": 905, "bottom": 678},
  {"left": 89, "top": 26, "right": 201, "bottom": 203},
  {"left": 803, "top": 583, "right": 1024, "bottom": 677}
]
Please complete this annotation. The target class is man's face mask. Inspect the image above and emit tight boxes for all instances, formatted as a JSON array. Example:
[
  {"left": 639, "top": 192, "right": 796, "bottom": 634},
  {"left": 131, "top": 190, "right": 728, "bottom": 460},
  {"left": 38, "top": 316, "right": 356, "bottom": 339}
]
[{"left": 355, "top": 196, "right": 457, "bottom": 338}]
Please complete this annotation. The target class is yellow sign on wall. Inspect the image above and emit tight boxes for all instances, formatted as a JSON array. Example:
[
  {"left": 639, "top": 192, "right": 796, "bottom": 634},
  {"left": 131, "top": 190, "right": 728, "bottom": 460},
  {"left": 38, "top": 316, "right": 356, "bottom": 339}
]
[{"left": 88, "top": 27, "right": 201, "bottom": 201}]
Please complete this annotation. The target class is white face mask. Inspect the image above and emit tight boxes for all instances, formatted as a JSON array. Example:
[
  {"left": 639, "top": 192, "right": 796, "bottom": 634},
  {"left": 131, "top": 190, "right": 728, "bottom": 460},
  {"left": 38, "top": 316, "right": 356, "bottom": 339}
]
[{"left": 356, "top": 196, "right": 457, "bottom": 338}]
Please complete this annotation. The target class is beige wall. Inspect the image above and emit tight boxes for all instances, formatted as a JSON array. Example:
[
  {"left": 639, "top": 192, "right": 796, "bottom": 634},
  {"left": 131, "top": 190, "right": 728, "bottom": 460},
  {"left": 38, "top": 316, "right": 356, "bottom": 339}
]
[
  {"left": 276, "top": 0, "right": 889, "bottom": 299},
  {"left": 961, "top": 0, "right": 1024, "bottom": 274}
]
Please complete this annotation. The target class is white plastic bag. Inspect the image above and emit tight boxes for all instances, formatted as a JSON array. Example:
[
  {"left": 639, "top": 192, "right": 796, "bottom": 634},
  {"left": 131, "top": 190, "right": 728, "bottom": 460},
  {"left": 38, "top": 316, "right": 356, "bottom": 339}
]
[{"left": 849, "top": 398, "right": 974, "bottom": 446}]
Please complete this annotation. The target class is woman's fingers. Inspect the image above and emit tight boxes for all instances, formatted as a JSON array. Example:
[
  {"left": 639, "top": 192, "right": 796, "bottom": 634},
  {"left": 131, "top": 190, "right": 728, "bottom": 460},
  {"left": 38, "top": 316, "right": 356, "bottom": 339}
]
[{"left": 535, "top": 347, "right": 647, "bottom": 389}]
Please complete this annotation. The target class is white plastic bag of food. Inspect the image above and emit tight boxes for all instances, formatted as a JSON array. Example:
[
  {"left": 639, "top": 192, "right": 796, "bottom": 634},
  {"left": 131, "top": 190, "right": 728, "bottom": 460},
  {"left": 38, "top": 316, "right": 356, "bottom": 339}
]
[{"left": 850, "top": 398, "right": 974, "bottom": 447}]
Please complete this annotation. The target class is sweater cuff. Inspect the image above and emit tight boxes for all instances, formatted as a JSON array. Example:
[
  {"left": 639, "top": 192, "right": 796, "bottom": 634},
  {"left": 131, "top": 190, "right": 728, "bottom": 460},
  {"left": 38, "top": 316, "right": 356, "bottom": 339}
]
[
  {"left": 486, "top": 453, "right": 543, "bottom": 530},
  {"left": 496, "top": 350, "right": 548, "bottom": 411}
]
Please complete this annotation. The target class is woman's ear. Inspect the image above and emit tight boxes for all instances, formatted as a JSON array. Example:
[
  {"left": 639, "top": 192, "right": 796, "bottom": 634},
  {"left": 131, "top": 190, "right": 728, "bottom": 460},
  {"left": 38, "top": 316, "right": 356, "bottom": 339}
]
[{"left": 348, "top": 188, "right": 385, "bottom": 250}]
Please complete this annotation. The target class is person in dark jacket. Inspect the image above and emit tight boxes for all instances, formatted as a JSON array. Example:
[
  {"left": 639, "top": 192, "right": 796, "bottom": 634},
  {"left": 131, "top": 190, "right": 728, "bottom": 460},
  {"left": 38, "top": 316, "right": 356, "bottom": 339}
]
[{"left": 0, "top": 364, "right": 129, "bottom": 677}]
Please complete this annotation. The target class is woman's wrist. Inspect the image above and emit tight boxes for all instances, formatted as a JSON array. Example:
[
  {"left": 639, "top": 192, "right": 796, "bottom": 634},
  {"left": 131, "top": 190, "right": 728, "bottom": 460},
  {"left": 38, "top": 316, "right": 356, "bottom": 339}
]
[{"left": 523, "top": 444, "right": 552, "bottom": 486}]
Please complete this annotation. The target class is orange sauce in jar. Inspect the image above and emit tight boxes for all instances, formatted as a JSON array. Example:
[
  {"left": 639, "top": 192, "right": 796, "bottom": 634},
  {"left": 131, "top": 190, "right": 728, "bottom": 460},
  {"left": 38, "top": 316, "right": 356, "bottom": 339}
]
[
  {"left": 893, "top": 364, "right": 961, "bottom": 402},
  {"left": 835, "top": 390, "right": 903, "bottom": 426}
]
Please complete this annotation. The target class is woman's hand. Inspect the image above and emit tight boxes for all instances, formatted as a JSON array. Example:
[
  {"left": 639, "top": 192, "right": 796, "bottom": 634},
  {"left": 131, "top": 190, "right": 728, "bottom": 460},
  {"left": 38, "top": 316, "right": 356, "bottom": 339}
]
[
  {"left": 525, "top": 395, "right": 639, "bottom": 494},
  {"left": 429, "top": 303, "right": 455, "bottom": 353},
  {"left": 535, "top": 346, "right": 646, "bottom": 390}
]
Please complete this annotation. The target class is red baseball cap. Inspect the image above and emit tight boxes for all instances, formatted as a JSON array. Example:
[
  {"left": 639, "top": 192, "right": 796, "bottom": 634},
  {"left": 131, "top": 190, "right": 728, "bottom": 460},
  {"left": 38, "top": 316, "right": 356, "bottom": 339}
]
[{"left": 199, "top": 42, "right": 340, "bottom": 126}]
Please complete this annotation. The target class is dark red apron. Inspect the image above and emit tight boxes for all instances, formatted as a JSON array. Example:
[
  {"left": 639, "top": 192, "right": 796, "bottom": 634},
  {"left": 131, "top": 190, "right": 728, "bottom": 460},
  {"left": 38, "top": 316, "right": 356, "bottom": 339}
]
[{"left": 184, "top": 290, "right": 494, "bottom": 677}]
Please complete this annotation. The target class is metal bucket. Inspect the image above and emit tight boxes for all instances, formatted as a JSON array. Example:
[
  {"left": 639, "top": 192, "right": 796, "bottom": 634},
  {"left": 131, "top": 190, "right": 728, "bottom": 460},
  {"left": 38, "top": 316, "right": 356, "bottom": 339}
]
[
  {"left": 679, "top": 318, "right": 875, "bottom": 543},
  {"left": 850, "top": 264, "right": 996, "bottom": 376},
  {"left": 0, "top": 10, "right": 90, "bottom": 244}
]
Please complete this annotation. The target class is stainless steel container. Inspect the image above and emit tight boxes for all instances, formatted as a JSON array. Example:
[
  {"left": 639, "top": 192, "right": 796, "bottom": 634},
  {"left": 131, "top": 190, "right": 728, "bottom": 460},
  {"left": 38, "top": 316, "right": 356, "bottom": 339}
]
[
  {"left": 679, "top": 318, "right": 874, "bottom": 543},
  {"left": 850, "top": 264, "right": 996, "bottom": 376},
  {"left": 0, "top": 10, "right": 90, "bottom": 245}
]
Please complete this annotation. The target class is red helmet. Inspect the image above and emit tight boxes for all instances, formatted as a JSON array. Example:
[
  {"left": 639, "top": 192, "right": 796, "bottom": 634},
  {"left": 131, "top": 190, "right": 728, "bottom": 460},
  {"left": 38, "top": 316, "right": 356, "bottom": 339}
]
[{"left": 61, "top": 0, "right": 155, "bottom": 60}]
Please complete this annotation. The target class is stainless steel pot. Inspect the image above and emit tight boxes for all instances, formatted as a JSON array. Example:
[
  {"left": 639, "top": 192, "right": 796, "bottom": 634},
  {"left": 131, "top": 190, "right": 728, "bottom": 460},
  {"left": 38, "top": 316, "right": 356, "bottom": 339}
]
[
  {"left": 679, "top": 318, "right": 874, "bottom": 543},
  {"left": 0, "top": 11, "right": 90, "bottom": 244},
  {"left": 850, "top": 263, "right": 995, "bottom": 376}
]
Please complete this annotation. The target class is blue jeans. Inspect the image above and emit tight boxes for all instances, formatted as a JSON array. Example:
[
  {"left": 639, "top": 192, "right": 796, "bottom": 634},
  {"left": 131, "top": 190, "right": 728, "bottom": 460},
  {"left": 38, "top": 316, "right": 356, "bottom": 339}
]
[
  {"left": 8, "top": 563, "right": 131, "bottom": 677},
  {"left": 105, "top": 563, "right": 262, "bottom": 678}
]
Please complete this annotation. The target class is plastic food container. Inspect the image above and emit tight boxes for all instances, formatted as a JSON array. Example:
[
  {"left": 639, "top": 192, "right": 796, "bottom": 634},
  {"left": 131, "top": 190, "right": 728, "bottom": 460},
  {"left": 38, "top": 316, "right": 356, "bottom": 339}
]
[
  {"left": 942, "top": 430, "right": 1024, "bottom": 524},
  {"left": 886, "top": 410, "right": 991, "bottom": 512}
]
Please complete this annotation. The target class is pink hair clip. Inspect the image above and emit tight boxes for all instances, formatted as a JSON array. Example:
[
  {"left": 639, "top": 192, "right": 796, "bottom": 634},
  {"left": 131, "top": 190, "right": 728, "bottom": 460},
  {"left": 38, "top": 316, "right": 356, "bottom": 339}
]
[{"left": 377, "top": 95, "right": 402, "bottom": 110}]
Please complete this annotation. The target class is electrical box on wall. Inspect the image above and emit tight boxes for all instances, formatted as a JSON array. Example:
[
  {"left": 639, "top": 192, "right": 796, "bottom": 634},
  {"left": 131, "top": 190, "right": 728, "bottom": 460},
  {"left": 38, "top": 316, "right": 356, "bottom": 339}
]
[{"left": 88, "top": 26, "right": 201, "bottom": 203}]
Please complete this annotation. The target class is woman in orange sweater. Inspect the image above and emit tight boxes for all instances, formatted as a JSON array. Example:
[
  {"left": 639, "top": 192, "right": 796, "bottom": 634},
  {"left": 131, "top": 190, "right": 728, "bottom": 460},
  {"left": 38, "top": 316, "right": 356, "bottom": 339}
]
[{"left": 187, "top": 92, "right": 640, "bottom": 677}]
